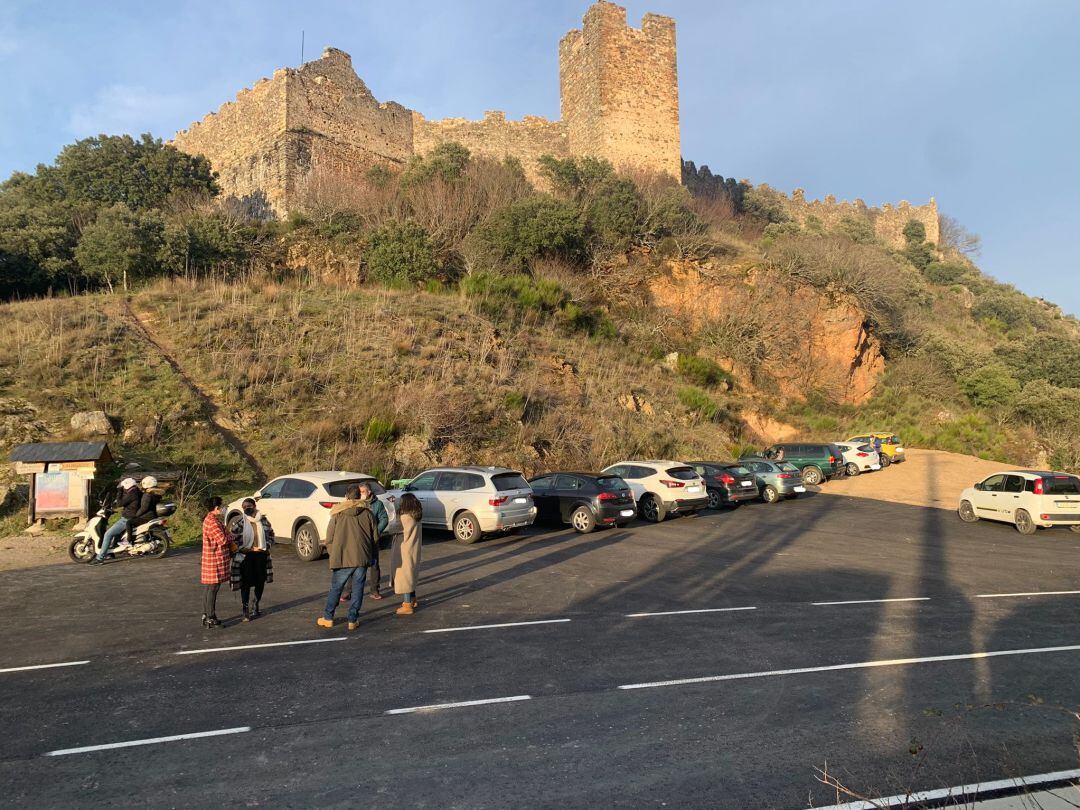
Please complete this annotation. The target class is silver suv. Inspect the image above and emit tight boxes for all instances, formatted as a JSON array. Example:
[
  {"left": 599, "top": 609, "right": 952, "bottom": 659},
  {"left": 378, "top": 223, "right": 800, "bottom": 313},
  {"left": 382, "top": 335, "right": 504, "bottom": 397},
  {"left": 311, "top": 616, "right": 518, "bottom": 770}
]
[{"left": 389, "top": 467, "right": 536, "bottom": 544}]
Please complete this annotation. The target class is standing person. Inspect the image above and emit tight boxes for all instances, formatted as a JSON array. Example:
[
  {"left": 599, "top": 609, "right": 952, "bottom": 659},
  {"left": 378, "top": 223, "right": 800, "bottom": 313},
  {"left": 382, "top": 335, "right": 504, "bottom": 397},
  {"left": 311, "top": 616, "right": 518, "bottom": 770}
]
[
  {"left": 318, "top": 484, "right": 378, "bottom": 631},
  {"left": 338, "top": 481, "right": 389, "bottom": 603},
  {"left": 230, "top": 497, "right": 274, "bottom": 622},
  {"left": 200, "top": 496, "right": 234, "bottom": 628},
  {"left": 391, "top": 492, "right": 423, "bottom": 616},
  {"left": 91, "top": 477, "right": 141, "bottom": 565}
]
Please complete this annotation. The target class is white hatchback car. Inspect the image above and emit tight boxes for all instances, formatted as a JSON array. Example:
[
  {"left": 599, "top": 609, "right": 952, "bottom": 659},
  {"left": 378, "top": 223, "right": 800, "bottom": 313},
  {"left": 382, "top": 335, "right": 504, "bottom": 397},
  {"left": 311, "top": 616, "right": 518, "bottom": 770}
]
[
  {"left": 386, "top": 467, "right": 536, "bottom": 544},
  {"left": 226, "top": 471, "right": 401, "bottom": 562},
  {"left": 834, "top": 441, "right": 882, "bottom": 477},
  {"left": 958, "top": 470, "right": 1080, "bottom": 535},
  {"left": 600, "top": 461, "right": 709, "bottom": 522}
]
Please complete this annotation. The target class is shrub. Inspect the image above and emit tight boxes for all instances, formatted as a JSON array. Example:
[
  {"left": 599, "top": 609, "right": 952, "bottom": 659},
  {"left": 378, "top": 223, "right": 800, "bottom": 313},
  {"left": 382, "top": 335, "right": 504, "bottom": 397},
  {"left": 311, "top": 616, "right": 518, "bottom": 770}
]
[
  {"left": 972, "top": 289, "right": 1048, "bottom": 332},
  {"left": 462, "top": 271, "right": 614, "bottom": 337},
  {"left": 835, "top": 215, "right": 876, "bottom": 244},
  {"left": 401, "top": 142, "right": 471, "bottom": 187},
  {"left": 741, "top": 185, "right": 790, "bottom": 224},
  {"left": 584, "top": 177, "right": 643, "bottom": 250},
  {"left": 958, "top": 363, "right": 1020, "bottom": 408},
  {"left": 363, "top": 416, "right": 399, "bottom": 445},
  {"left": 678, "top": 386, "right": 721, "bottom": 421},
  {"left": 677, "top": 354, "right": 731, "bottom": 388},
  {"left": 903, "top": 219, "right": 927, "bottom": 245},
  {"left": 74, "top": 204, "right": 163, "bottom": 290},
  {"left": 537, "top": 155, "right": 614, "bottom": 200},
  {"left": 471, "top": 195, "right": 586, "bottom": 270},
  {"left": 1009, "top": 380, "right": 1080, "bottom": 431},
  {"left": 923, "top": 261, "right": 970, "bottom": 285},
  {"left": 364, "top": 221, "right": 441, "bottom": 285}
]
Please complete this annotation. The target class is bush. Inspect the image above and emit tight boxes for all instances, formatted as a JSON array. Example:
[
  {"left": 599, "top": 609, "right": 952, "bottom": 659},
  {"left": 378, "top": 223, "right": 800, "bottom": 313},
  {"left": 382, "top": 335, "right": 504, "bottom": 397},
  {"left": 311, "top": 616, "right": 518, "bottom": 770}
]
[
  {"left": 741, "top": 185, "right": 790, "bottom": 224},
  {"left": 1009, "top": 380, "right": 1080, "bottom": 431},
  {"left": 471, "top": 195, "right": 586, "bottom": 270},
  {"left": 462, "top": 271, "right": 614, "bottom": 337},
  {"left": 923, "top": 261, "right": 970, "bottom": 285},
  {"left": 401, "top": 142, "right": 471, "bottom": 187},
  {"left": 835, "top": 215, "right": 876, "bottom": 244},
  {"left": 585, "top": 177, "right": 643, "bottom": 250},
  {"left": 958, "top": 363, "right": 1020, "bottom": 408},
  {"left": 972, "top": 289, "right": 1048, "bottom": 332},
  {"left": 678, "top": 386, "right": 721, "bottom": 421},
  {"left": 363, "top": 416, "right": 399, "bottom": 445},
  {"left": 677, "top": 354, "right": 731, "bottom": 388},
  {"left": 903, "top": 219, "right": 927, "bottom": 245},
  {"left": 364, "top": 221, "right": 441, "bottom": 285},
  {"left": 74, "top": 204, "right": 163, "bottom": 290}
]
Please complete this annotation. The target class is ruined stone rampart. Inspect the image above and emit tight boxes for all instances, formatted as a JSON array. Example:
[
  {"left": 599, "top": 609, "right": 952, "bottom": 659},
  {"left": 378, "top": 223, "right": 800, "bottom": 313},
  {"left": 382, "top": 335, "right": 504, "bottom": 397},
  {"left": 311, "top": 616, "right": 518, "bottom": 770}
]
[
  {"left": 412, "top": 111, "right": 569, "bottom": 184},
  {"left": 783, "top": 188, "right": 939, "bottom": 250},
  {"left": 560, "top": 2, "right": 680, "bottom": 178}
]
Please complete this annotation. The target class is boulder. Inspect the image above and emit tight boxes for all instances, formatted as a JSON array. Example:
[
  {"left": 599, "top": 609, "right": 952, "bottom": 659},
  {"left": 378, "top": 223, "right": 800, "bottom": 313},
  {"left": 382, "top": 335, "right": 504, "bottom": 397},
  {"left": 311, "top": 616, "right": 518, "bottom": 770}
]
[{"left": 70, "top": 411, "right": 115, "bottom": 436}]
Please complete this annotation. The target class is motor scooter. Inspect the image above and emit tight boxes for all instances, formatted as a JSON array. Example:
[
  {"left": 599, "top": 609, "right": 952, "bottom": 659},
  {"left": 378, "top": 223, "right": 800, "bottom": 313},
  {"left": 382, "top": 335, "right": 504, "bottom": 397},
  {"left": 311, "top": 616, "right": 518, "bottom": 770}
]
[{"left": 68, "top": 499, "right": 174, "bottom": 563}]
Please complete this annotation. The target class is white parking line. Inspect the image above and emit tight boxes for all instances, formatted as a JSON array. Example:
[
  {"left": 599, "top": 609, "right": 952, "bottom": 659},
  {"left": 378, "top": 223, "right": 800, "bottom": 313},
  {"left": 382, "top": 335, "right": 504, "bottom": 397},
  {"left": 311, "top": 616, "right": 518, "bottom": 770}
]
[
  {"left": 0, "top": 660, "right": 89, "bottom": 675},
  {"left": 975, "top": 590, "right": 1080, "bottom": 599},
  {"left": 45, "top": 726, "right": 251, "bottom": 756},
  {"left": 812, "top": 767, "right": 1080, "bottom": 809},
  {"left": 423, "top": 619, "right": 570, "bottom": 634},
  {"left": 386, "top": 695, "right": 531, "bottom": 715},
  {"left": 175, "top": 638, "right": 346, "bottom": 656},
  {"left": 626, "top": 607, "right": 757, "bottom": 618},
  {"left": 618, "top": 643, "right": 1080, "bottom": 691},
  {"left": 811, "top": 597, "right": 930, "bottom": 606}
]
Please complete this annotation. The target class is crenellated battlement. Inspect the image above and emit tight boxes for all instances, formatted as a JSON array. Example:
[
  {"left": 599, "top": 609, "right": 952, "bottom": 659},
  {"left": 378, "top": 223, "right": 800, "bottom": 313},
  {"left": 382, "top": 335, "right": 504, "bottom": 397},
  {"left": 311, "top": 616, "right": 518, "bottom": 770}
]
[{"left": 778, "top": 185, "right": 940, "bottom": 249}]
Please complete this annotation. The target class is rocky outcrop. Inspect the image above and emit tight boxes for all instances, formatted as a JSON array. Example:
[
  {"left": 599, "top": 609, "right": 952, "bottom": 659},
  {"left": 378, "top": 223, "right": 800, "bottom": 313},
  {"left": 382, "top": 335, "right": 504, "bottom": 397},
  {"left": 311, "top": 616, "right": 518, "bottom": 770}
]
[{"left": 70, "top": 411, "right": 115, "bottom": 436}]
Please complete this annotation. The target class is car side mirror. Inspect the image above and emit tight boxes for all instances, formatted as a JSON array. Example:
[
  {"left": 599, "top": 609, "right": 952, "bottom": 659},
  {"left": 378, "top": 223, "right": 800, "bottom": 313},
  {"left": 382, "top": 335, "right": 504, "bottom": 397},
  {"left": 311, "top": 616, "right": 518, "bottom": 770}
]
[{"left": 974, "top": 483, "right": 983, "bottom": 491}]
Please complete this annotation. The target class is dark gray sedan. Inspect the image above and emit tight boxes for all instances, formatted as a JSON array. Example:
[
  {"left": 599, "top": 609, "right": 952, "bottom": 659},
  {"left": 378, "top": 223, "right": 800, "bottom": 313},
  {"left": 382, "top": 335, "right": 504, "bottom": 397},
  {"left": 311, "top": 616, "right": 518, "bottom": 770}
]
[{"left": 738, "top": 457, "right": 807, "bottom": 503}]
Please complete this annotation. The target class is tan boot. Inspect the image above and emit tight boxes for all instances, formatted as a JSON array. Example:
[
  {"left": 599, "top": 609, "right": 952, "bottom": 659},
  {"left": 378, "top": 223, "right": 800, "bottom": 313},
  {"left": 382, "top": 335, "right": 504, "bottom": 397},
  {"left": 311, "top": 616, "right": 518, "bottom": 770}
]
[
  {"left": 316, "top": 617, "right": 333, "bottom": 628},
  {"left": 396, "top": 603, "right": 414, "bottom": 616},
  {"left": 347, "top": 621, "right": 360, "bottom": 631}
]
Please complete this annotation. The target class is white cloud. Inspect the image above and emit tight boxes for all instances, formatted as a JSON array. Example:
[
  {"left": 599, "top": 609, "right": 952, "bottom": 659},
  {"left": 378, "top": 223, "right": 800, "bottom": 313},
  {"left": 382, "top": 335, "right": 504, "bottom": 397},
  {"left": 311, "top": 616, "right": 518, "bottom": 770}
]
[{"left": 67, "top": 83, "right": 191, "bottom": 139}]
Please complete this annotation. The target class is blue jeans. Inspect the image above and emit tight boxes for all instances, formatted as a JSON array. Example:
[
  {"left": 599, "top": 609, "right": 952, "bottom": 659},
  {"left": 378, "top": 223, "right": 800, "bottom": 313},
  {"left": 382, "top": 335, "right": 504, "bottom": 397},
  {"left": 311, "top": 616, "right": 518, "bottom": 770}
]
[
  {"left": 324, "top": 567, "right": 367, "bottom": 623},
  {"left": 97, "top": 517, "right": 130, "bottom": 561},
  {"left": 402, "top": 591, "right": 415, "bottom": 603}
]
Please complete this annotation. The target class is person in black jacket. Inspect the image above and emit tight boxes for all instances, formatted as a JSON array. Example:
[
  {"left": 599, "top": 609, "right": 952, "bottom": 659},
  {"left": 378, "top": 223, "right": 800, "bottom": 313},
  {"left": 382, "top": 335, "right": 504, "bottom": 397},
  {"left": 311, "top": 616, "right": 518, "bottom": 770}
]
[{"left": 92, "top": 477, "right": 141, "bottom": 564}]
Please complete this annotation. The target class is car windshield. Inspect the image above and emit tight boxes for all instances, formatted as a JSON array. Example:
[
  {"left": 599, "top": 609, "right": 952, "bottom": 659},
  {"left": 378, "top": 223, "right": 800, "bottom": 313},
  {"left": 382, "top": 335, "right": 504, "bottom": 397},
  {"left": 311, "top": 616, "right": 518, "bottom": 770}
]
[
  {"left": 1043, "top": 476, "right": 1080, "bottom": 495},
  {"left": 324, "top": 478, "right": 385, "bottom": 498},
  {"left": 723, "top": 465, "right": 752, "bottom": 476},
  {"left": 492, "top": 472, "right": 530, "bottom": 491},
  {"left": 596, "top": 476, "right": 630, "bottom": 492},
  {"left": 778, "top": 462, "right": 800, "bottom": 473},
  {"left": 665, "top": 467, "right": 699, "bottom": 481}
]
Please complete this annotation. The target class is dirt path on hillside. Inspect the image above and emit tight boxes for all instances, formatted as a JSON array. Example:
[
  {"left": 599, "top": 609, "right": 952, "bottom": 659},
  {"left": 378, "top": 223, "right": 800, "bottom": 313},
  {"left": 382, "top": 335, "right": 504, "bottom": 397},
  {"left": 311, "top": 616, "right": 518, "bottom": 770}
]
[
  {"left": 823, "top": 448, "right": 1008, "bottom": 511},
  {"left": 122, "top": 300, "right": 268, "bottom": 482}
]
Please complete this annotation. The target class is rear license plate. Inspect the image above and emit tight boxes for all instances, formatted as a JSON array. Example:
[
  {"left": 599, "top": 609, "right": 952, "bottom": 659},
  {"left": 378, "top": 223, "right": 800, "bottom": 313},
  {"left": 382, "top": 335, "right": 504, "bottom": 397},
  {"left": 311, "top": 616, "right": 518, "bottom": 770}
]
[
  {"left": 741, "top": 481, "right": 753, "bottom": 487},
  {"left": 513, "top": 497, "right": 527, "bottom": 504},
  {"left": 620, "top": 509, "right": 635, "bottom": 517},
  {"left": 794, "top": 486, "right": 806, "bottom": 492},
  {"left": 687, "top": 486, "right": 701, "bottom": 494}
]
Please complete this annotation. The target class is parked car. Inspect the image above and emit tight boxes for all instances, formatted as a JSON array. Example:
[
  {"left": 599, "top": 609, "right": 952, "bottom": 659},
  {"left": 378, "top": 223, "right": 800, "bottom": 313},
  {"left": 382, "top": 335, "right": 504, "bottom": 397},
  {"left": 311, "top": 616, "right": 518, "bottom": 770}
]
[
  {"left": 600, "top": 461, "right": 709, "bottom": 522},
  {"left": 753, "top": 444, "right": 844, "bottom": 485},
  {"left": 958, "top": 470, "right": 1080, "bottom": 535},
  {"left": 846, "top": 433, "right": 906, "bottom": 467},
  {"left": 386, "top": 467, "right": 536, "bottom": 544},
  {"left": 739, "top": 457, "right": 807, "bottom": 503},
  {"left": 528, "top": 472, "right": 637, "bottom": 533},
  {"left": 226, "top": 471, "right": 401, "bottom": 562},
  {"left": 833, "top": 441, "right": 882, "bottom": 477},
  {"left": 686, "top": 461, "right": 760, "bottom": 509}
]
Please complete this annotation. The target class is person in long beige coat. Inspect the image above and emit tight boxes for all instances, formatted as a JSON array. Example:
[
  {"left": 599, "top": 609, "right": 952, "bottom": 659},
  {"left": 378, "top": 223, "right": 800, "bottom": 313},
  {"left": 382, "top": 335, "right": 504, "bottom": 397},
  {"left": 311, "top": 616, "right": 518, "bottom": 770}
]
[{"left": 391, "top": 493, "right": 423, "bottom": 616}]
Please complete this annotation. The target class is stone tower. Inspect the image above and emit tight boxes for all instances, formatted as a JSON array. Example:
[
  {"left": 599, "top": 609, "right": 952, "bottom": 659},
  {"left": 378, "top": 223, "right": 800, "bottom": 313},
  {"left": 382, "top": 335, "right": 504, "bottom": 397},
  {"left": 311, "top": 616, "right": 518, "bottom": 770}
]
[{"left": 559, "top": 1, "right": 681, "bottom": 178}]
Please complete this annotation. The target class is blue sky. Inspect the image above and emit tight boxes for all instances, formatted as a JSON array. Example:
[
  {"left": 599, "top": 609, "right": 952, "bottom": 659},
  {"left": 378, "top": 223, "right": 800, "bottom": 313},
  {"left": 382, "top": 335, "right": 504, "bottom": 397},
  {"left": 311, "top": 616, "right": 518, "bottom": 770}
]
[{"left": 2, "top": 0, "right": 1077, "bottom": 314}]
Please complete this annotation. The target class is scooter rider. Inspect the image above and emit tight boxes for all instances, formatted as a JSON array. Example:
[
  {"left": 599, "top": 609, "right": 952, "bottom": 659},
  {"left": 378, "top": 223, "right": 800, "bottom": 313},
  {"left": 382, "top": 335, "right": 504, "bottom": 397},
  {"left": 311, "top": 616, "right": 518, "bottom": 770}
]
[{"left": 91, "top": 476, "right": 159, "bottom": 565}]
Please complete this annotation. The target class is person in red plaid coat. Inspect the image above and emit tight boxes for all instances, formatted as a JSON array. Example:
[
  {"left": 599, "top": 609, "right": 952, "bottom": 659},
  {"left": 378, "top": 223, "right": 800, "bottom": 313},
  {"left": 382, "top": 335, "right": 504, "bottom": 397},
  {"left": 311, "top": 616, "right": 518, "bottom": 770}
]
[{"left": 201, "top": 496, "right": 234, "bottom": 628}]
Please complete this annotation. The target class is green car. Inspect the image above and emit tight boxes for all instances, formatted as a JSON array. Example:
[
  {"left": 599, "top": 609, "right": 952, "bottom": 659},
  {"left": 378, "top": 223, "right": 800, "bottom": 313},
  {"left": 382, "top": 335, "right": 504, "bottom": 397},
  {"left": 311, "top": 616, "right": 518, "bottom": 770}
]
[{"left": 753, "top": 443, "right": 845, "bottom": 486}]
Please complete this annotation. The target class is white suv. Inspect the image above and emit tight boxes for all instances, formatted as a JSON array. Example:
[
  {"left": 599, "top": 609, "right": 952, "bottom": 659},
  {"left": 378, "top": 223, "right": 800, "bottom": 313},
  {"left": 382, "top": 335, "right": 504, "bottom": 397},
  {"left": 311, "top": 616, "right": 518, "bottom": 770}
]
[
  {"left": 958, "top": 470, "right": 1080, "bottom": 535},
  {"left": 226, "top": 471, "right": 401, "bottom": 562},
  {"left": 600, "top": 461, "right": 709, "bottom": 522},
  {"left": 387, "top": 467, "right": 536, "bottom": 544},
  {"left": 834, "top": 441, "right": 882, "bottom": 476}
]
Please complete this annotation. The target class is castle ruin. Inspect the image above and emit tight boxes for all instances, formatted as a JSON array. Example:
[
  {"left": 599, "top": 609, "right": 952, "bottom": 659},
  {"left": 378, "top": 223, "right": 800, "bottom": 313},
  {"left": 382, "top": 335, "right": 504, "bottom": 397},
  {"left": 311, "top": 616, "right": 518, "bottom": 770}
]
[
  {"left": 172, "top": 0, "right": 937, "bottom": 250},
  {"left": 172, "top": 1, "right": 680, "bottom": 215}
]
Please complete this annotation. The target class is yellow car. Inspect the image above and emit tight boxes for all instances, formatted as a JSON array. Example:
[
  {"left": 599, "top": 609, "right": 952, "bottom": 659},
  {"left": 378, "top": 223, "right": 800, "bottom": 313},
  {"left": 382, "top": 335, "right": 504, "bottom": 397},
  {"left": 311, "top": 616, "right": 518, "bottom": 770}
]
[{"left": 845, "top": 433, "right": 906, "bottom": 467}]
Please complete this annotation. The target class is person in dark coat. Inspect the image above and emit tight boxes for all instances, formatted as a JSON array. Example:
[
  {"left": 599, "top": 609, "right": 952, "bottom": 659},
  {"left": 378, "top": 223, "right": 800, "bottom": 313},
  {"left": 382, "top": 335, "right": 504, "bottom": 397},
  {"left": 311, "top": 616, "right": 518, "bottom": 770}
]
[
  {"left": 317, "top": 485, "right": 378, "bottom": 631},
  {"left": 340, "top": 481, "right": 389, "bottom": 603},
  {"left": 92, "top": 476, "right": 149, "bottom": 564},
  {"left": 230, "top": 497, "right": 274, "bottom": 622}
]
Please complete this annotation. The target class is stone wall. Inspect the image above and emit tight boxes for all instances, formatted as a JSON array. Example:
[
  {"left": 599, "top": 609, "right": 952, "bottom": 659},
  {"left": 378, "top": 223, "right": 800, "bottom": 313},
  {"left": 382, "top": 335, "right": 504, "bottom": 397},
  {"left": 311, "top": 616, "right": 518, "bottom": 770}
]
[
  {"left": 560, "top": 2, "right": 681, "bottom": 179},
  {"left": 412, "top": 111, "right": 569, "bottom": 185},
  {"left": 783, "top": 188, "right": 939, "bottom": 250}
]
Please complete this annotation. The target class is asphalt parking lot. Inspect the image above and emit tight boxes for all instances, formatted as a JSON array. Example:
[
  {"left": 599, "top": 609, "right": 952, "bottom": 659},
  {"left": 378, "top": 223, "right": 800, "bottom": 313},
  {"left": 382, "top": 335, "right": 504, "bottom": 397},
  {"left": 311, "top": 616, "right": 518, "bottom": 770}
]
[{"left": 1, "top": 490, "right": 1079, "bottom": 808}]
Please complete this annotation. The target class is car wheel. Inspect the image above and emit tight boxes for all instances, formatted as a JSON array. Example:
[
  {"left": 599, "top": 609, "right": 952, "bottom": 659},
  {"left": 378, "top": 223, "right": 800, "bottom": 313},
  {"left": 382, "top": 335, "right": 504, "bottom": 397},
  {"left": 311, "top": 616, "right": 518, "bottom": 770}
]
[
  {"left": 639, "top": 494, "right": 662, "bottom": 523},
  {"left": 879, "top": 454, "right": 892, "bottom": 468},
  {"left": 845, "top": 462, "right": 860, "bottom": 477},
  {"left": 707, "top": 489, "right": 722, "bottom": 510},
  {"left": 293, "top": 520, "right": 322, "bottom": 562},
  {"left": 570, "top": 506, "right": 596, "bottom": 534},
  {"left": 761, "top": 485, "right": 779, "bottom": 504},
  {"left": 453, "top": 511, "right": 481, "bottom": 544},
  {"left": 1014, "top": 509, "right": 1037, "bottom": 535},
  {"left": 802, "top": 466, "right": 823, "bottom": 486},
  {"left": 958, "top": 500, "right": 978, "bottom": 523}
]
